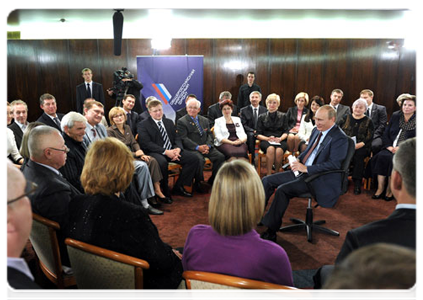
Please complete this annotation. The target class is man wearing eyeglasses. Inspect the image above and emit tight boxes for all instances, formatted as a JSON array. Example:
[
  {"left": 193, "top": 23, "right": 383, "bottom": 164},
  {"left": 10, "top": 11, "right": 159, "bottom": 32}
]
[
  {"left": 83, "top": 100, "right": 107, "bottom": 147},
  {"left": 22, "top": 125, "right": 81, "bottom": 266},
  {"left": 7, "top": 160, "right": 40, "bottom": 289}
]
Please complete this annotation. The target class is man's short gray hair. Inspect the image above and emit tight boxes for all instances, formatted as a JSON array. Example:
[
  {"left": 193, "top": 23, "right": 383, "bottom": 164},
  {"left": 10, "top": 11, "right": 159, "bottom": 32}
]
[
  {"left": 392, "top": 137, "right": 416, "bottom": 197},
  {"left": 186, "top": 98, "right": 201, "bottom": 109},
  {"left": 249, "top": 91, "right": 262, "bottom": 99},
  {"left": 61, "top": 111, "right": 87, "bottom": 131},
  {"left": 219, "top": 91, "right": 232, "bottom": 101},
  {"left": 28, "top": 125, "right": 61, "bottom": 159}
]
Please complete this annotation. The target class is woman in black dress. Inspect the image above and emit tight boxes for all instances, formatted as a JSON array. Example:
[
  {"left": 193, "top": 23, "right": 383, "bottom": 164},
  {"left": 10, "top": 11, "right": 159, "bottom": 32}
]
[
  {"left": 256, "top": 93, "right": 289, "bottom": 176},
  {"left": 338, "top": 98, "right": 374, "bottom": 195}
]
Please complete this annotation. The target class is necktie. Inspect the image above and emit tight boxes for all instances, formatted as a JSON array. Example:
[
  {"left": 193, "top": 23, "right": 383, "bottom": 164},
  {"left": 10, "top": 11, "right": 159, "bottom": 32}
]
[
  {"left": 86, "top": 83, "right": 91, "bottom": 98},
  {"left": 21, "top": 124, "right": 27, "bottom": 132},
  {"left": 158, "top": 121, "right": 172, "bottom": 150},
  {"left": 366, "top": 108, "right": 370, "bottom": 117},
  {"left": 91, "top": 128, "right": 97, "bottom": 138},
  {"left": 53, "top": 117, "right": 61, "bottom": 129},
  {"left": 194, "top": 118, "right": 204, "bottom": 136},
  {"left": 126, "top": 113, "right": 132, "bottom": 128},
  {"left": 253, "top": 108, "right": 258, "bottom": 129},
  {"left": 302, "top": 132, "right": 322, "bottom": 164}
]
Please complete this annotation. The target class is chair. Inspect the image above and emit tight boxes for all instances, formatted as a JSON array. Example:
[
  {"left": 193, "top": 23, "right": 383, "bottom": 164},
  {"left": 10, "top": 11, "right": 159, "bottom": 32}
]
[
  {"left": 279, "top": 137, "right": 356, "bottom": 243},
  {"left": 182, "top": 271, "right": 313, "bottom": 300},
  {"left": 29, "top": 213, "right": 76, "bottom": 288},
  {"left": 65, "top": 238, "right": 150, "bottom": 289},
  {"left": 257, "top": 149, "right": 290, "bottom": 177}
]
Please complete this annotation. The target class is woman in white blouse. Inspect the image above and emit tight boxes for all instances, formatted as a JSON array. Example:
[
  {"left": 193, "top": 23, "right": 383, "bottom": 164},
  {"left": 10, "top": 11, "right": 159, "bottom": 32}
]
[
  {"left": 213, "top": 99, "right": 248, "bottom": 161},
  {"left": 7, "top": 103, "right": 23, "bottom": 165},
  {"left": 295, "top": 96, "right": 325, "bottom": 154}
]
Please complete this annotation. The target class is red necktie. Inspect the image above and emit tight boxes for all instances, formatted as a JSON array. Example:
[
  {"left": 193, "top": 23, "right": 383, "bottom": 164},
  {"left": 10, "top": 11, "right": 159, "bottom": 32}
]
[{"left": 302, "top": 132, "right": 322, "bottom": 164}]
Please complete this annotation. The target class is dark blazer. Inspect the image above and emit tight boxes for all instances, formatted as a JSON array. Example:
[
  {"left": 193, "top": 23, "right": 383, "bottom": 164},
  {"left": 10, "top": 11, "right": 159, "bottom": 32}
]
[
  {"left": 285, "top": 106, "right": 310, "bottom": 130},
  {"left": 335, "top": 209, "right": 416, "bottom": 263},
  {"left": 76, "top": 81, "right": 105, "bottom": 113},
  {"left": 67, "top": 193, "right": 183, "bottom": 289},
  {"left": 125, "top": 110, "right": 140, "bottom": 136},
  {"left": 7, "top": 122, "right": 25, "bottom": 149},
  {"left": 334, "top": 104, "right": 351, "bottom": 124},
  {"left": 369, "top": 103, "right": 387, "bottom": 139},
  {"left": 138, "top": 117, "right": 183, "bottom": 154},
  {"left": 297, "top": 125, "right": 349, "bottom": 207},
  {"left": 240, "top": 105, "right": 268, "bottom": 133},
  {"left": 175, "top": 107, "right": 187, "bottom": 124},
  {"left": 207, "top": 102, "right": 239, "bottom": 127},
  {"left": 256, "top": 111, "right": 289, "bottom": 137},
  {"left": 177, "top": 114, "right": 214, "bottom": 151},
  {"left": 382, "top": 111, "right": 416, "bottom": 148},
  {"left": 237, "top": 83, "right": 262, "bottom": 109},
  {"left": 5, "top": 267, "right": 67, "bottom": 300},
  {"left": 59, "top": 133, "right": 87, "bottom": 194},
  {"left": 338, "top": 114, "right": 374, "bottom": 152},
  {"left": 37, "top": 112, "right": 65, "bottom": 132}
]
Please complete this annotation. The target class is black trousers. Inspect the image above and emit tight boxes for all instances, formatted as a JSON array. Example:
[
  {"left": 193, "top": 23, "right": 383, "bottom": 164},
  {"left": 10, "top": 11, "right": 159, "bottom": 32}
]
[{"left": 190, "top": 147, "right": 225, "bottom": 185}]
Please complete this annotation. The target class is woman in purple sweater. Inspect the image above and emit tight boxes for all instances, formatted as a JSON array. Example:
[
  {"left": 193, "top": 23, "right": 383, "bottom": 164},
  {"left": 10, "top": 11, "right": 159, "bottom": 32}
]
[{"left": 182, "top": 160, "right": 294, "bottom": 286}]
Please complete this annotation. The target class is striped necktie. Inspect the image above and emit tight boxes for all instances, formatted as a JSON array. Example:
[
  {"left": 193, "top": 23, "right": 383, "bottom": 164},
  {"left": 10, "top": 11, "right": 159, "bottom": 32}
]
[
  {"left": 158, "top": 121, "right": 172, "bottom": 150},
  {"left": 193, "top": 117, "right": 204, "bottom": 136}
]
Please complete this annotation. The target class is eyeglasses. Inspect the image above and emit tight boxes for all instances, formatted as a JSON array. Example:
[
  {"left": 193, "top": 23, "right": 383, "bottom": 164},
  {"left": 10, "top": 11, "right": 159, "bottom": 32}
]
[
  {"left": 7, "top": 181, "right": 38, "bottom": 205},
  {"left": 48, "top": 146, "right": 70, "bottom": 153},
  {"left": 113, "top": 114, "right": 125, "bottom": 119}
]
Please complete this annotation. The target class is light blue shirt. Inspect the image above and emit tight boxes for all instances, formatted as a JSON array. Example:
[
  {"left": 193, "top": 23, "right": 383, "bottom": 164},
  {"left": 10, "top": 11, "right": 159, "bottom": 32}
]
[
  {"left": 7, "top": 257, "right": 34, "bottom": 281},
  {"left": 396, "top": 204, "right": 416, "bottom": 210},
  {"left": 305, "top": 124, "right": 335, "bottom": 167}
]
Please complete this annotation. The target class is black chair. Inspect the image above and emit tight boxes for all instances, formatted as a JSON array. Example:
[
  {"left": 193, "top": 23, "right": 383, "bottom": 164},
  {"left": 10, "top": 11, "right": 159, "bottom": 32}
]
[{"left": 279, "top": 137, "right": 355, "bottom": 243}]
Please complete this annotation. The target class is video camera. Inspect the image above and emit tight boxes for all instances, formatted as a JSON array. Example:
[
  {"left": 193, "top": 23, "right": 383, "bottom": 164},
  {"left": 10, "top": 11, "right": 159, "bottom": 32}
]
[{"left": 111, "top": 67, "right": 134, "bottom": 106}]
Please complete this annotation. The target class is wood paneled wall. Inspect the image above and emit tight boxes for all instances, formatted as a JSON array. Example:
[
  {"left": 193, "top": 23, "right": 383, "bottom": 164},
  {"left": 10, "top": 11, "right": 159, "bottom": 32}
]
[{"left": 7, "top": 38, "right": 415, "bottom": 122}]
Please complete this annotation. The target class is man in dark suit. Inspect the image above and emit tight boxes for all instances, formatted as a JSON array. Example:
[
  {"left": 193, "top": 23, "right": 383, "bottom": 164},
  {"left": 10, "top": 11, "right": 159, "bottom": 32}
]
[
  {"left": 207, "top": 91, "right": 239, "bottom": 127},
  {"left": 22, "top": 125, "right": 81, "bottom": 266},
  {"left": 7, "top": 161, "right": 40, "bottom": 289},
  {"left": 139, "top": 96, "right": 163, "bottom": 123},
  {"left": 36, "top": 93, "right": 65, "bottom": 132},
  {"left": 360, "top": 89, "right": 387, "bottom": 154},
  {"left": 237, "top": 72, "right": 262, "bottom": 109},
  {"left": 240, "top": 91, "right": 267, "bottom": 165},
  {"left": 329, "top": 89, "right": 350, "bottom": 124},
  {"left": 122, "top": 94, "right": 140, "bottom": 136},
  {"left": 76, "top": 68, "right": 105, "bottom": 113},
  {"left": 260, "top": 105, "right": 349, "bottom": 242},
  {"left": 314, "top": 137, "right": 416, "bottom": 288},
  {"left": 8, "top": 100, "right": 30, "bottom": 149},
  {"left": 138, "top": 99, "right": 203, "bottom": 198},
  {"left": 175, "top": 94, "right": 198, "bottom": 125},
  {"left": 178, "top": 98, "right": 225, "bottom": 185}
]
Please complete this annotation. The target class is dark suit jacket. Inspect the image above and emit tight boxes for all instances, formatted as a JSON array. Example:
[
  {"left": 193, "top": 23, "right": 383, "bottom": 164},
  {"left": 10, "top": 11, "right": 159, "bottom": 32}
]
[
  {"left": 369, "top": 103, "right": 387, "bottom": 139},
  {"left": 7, "top": 122, "right": 25, "bottom": 149},
  {"left": 138, "top": 116, "right": 183, "bottom": 154},
  {"left": 335, "top": 208, "right": 416, "bottom": 263},
  {"left": 382, "top": 111, "right": 416, "bottom": 148},
  {"left": 286, "top": 106, "right": 310, "bottom": 130},
  {"left": 36, "top": 112, "right": 64, "bottom": 132},
  {"left": 334, "top": 104, "right": 351, "bottom": 124},
  {"left": 76, "top": 81, "right": 105, "bottom": 113},
  {"left": 175, "top": 107, "right": 187, "bottom": 124},
  {"left": 237, "top": 83, "right": 262, "bottom": 109},
  {"left": 5, "top": 267, "right": 67, "bottom": 300},
  {"left": 297, "top": 125, "right": 349, "bottom": 207},
  {"left": 240, "top": 105, "right": 268, "bottom": 133},
  {"left": 59, "top": 133, "right": 86, "bottom": 194},
  {"left": 67, "top": 193, "right": 183, "bottom": 289},
  {"left": 207, "top": 102, "right": 239, "bottom": 127},
  {"left": 177, "top": 114, "right": 214, "bottom": 151},
  {"left": 125, "top": 110, "right": 140, "bottom": 136}
]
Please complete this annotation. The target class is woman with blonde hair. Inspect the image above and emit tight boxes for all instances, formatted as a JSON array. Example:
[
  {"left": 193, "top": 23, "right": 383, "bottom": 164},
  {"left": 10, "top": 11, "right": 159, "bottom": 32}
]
[
  {"left": 68, "top": 137, "right": 183, "bottom": 289},
  {"left": 182, "top": 160, "right": 293, "bottom": 286},
  {"left": 286, "top": 92, "right": 310, "bottom": 155}
]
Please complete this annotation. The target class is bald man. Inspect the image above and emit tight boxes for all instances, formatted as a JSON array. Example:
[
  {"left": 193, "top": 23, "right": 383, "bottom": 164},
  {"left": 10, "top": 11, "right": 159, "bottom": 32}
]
[{"left": 7, "top": 160, "right": 40, "bottom": 289}]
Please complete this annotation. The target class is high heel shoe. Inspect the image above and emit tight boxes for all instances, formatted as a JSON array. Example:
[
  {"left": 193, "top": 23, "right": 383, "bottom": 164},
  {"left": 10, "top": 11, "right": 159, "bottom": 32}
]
[{"left": 371, "top": 193, "right": 384, "bottom": 199}]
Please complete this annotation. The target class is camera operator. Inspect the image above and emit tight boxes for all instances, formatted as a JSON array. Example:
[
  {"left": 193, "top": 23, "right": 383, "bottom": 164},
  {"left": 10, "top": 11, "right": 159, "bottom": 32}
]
[{"left": 107, "top": 67, "right": 144, "bottom": 113}]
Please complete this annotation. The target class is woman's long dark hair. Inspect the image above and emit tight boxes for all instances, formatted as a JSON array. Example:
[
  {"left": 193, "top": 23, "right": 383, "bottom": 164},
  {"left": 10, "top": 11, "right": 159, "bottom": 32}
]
[{"left": 304, "top": 96, "right": 325, "bottom": 124}]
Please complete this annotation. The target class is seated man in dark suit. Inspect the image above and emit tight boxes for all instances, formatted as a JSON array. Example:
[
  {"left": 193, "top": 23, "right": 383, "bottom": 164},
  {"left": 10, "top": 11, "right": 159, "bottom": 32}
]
[
  {"left": 314, "top": 137, "right": 416, "bottom": 288},
  {"left": 7, "top": 160, "right": 40, "bottom": 289},
  {"left": 178, "top": 98, "right": 225, "bottom": 185},
  {"left": 139, "top": 96, "right": 161, "bottom": 123},
  {"left": 360, "top": 89, "right": 387, "bottom": 154},
  {"left": 76, "top": 67, "right": 105, "bottom": 113},
  {"left": 329, "top": 89, "right": 350, "bottom": 125},
  {"left": 240, "top": 91, "right": 268, "bottom": 165},
  {"left": 175, "top": 94, "right": 197, "bottom": 125},
  {"left": 260, "top": 105, "right": 349, "bottom": 242},
  {"left": 59, "top": 112, "right": 88, "bottom": 194},
  {"left": 36, "top": 93, "right": 65, "bottom": 132},
  {"left": 22, "top": 125, "right": 81, "bottom": 266},
  {"left": 122, "top": 94, "right": 140, "bottom": 136},
  {"left": 138, "top": 99, "right": 203, "bottom": 198},
  {"left": 207, "top": 91, "right": 239, "bottom": 127},
  {"left": 8, "top": 99, "right": 30, "bottom": 149}
]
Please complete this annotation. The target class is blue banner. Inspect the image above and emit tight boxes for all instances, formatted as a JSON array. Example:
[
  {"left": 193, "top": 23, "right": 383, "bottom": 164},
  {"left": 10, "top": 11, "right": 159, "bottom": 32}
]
[{"left": 137, "top": 56, "right": 204, "bottom": 121}]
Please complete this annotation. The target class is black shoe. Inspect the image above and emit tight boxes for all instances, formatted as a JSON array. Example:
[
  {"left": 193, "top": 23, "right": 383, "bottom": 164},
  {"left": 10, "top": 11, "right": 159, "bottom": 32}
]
[
  {"left": 194, "top": 182, "right": 209, "bottom": 194},
  {"left": 156, "top": 195, "right": 173, "bottom": 204},
  {"left": 172, "top": 186, "right": 193, "bottom": 197},
  {"left": 148, "top": 197, "right": 162, "bottom": 208},
  {"left": 147, "top": 206, "right": 164, "bottom": 215},
  {"left": 260, "top": 229, "right": 277, "bottom": 242},
  {"left": 354, "top": 186, "right": 361, "bottom": 195},
  {"left": 384, "top": 195, "right": 395, "bottom": 201},
  {"left": 371, "top": 193, "right": 384, "bottom": 199}
]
